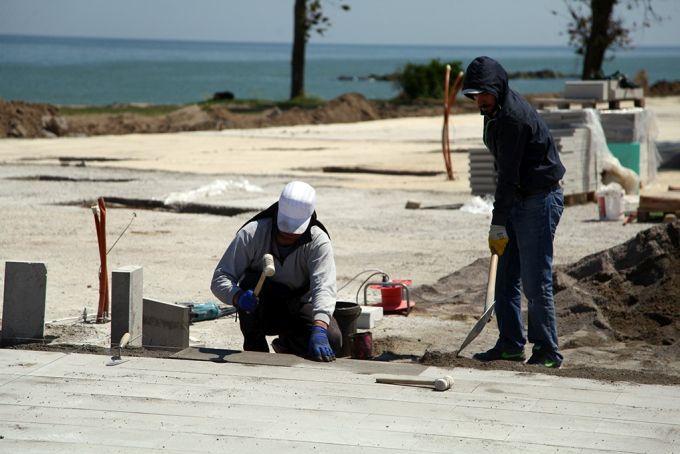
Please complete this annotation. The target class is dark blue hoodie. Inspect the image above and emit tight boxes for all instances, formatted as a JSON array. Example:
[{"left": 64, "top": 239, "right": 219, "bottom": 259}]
[{"left": 462, "top": 56, "right": 565, "bottom": 226}]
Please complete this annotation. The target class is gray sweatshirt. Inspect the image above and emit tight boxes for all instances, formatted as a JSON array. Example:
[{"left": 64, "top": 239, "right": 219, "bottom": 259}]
[{"left": 210, "top": 218, "right": 337, "bottom": 324}]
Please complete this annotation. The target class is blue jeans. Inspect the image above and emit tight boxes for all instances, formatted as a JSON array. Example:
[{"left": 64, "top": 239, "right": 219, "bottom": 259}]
[{"left": 494, "top": 187, "right": 563, "bottom": 359}]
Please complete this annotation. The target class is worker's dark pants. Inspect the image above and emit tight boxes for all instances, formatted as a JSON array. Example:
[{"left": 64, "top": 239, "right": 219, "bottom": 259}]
[
  {"left": 237, "top": 271, "right": 342, "bottom": 357},
  {"left": 494, "top": 187, "right": 563, "bottom": 360}
]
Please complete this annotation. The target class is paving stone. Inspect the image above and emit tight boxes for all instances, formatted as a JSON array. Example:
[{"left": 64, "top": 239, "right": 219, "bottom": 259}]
[
  {"left": 1, "top": 261, "right": 47, "bottom": 345},
  {"left": 111, "top": 266, "right": 143, "bottom": 347}
]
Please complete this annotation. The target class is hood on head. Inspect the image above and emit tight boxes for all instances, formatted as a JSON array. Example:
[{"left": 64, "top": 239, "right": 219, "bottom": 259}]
[{"left": 462, "top": 56, "right": 509, "bottom": 102}]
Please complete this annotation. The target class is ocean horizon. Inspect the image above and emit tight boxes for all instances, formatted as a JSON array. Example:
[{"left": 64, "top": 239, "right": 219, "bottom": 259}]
[{"left": 2, "top": 34, "right": 679, "bottom": 106}]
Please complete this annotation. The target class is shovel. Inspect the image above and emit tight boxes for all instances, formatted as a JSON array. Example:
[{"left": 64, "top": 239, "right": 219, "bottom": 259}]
[{"left": 456, "top": 254, "right": 498, "bottom": 356}]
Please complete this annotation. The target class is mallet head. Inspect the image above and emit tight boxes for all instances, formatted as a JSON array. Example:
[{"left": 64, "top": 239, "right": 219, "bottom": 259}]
[
  {"left": 262, "top": 254, "right": 275, "bottom": 277},
  {"left": 434, "top": 375, "right": 454, "bottom": 391}
]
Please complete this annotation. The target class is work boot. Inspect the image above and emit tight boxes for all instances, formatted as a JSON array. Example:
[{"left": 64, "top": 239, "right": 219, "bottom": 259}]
[
  {"left": 271, "top": 337, "right": 292, "bottom": 354},
  {"left": 473, "top": 346, "right": 525, "bottom": 362},
  {"left": 526, "top": 345, "right": 562, "bottom": 368}
]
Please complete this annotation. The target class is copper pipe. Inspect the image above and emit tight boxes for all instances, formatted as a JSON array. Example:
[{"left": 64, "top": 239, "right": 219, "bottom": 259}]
[
  {"left": 94, "top": 197, "right": 109, "bottom": 323},
  {"left": 442, "top": 70, "right": 465, "bottom": 181}
]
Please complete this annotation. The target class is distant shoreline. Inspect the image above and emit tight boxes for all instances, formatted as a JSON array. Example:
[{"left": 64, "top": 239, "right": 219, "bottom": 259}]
[{"left": 2, "top": 33, "right": 680, "bottom": 50}]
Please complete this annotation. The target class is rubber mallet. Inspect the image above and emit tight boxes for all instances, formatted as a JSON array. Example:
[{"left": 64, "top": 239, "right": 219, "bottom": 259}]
[
  {"left": 254, "top": 253, "right": 275, "bottom": 296},
  {"left": 375, "top": 375, "right": 454, "bottom": 391}
]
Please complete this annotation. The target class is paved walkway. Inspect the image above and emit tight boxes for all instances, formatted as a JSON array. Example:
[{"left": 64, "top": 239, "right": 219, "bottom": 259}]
[{"left": 1, "top": 349, "right": 678, "bottom": 453}]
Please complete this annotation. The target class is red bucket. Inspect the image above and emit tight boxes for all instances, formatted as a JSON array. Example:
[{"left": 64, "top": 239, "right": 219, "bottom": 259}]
[{"left": 380, "top": 286, "right": 403, "bottom": 308}]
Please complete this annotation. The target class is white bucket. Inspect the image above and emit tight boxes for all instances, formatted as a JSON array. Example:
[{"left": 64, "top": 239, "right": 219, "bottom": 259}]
[{"left": 596, "top": 183, "right": 625, "bottom": 221}]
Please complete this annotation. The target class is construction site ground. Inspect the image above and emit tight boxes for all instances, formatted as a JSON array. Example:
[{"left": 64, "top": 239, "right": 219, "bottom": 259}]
[{"left": 1, "top": 97, "right": 679, "bottom": 386}]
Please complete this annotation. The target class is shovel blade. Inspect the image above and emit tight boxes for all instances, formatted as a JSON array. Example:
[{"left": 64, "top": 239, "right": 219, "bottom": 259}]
[{"left": 456, "top": 302, "right": 495, "bottom": 356}]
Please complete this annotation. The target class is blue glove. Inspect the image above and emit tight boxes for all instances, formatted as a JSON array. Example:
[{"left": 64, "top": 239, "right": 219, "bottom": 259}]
[
  {"left": 236, "top": 290, "right": 258, "bottom": 313},
  {"left": 308, "top": 326, "right": 335, "bottom": 362}
]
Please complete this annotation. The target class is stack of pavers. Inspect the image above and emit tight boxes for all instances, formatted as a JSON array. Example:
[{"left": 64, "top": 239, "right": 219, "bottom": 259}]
[
  {"left": 552, "top": 127, "right": 595, "bottom": 195},
  {"left": 599, "top": 108, "right": 654, "bottom": 183},
  {"left": 468, "top": 110, "right": 596, "bottom": 197},
  {"left": 540, "top": 109, "right": 596, "bottom": 196},
  {"left": 469, "top": 147, "right": 497, "bottom": 196}
]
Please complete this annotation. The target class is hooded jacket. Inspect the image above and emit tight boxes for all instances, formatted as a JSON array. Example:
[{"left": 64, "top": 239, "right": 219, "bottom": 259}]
[{"left": 463, "top": 56, "right": 565, "bottom": 226}]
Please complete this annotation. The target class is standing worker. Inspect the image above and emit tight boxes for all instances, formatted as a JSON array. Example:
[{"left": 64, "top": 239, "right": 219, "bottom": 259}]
[
  {"left": 462, "top": 56, "right": 566, "bottom": 368},
  {"left": 211, "top": 181, "right": 340, "bottom": 362}
]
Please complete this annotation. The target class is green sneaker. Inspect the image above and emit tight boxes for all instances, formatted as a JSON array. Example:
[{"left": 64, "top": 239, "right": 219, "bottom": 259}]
[
  {"left": 473, "top": 347, "right": 526, "bottom": 362},
  {"left": 527, "top": 346, "right": 563, "bottom": 368}
]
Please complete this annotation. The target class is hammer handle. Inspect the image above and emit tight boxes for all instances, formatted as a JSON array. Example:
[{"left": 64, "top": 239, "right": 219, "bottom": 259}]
[
  {"left": 375, "top": 377, "right": 436, "bottom": 387},
  {"left": 253, "top": 271, "right": 267, "bottom": 297}
]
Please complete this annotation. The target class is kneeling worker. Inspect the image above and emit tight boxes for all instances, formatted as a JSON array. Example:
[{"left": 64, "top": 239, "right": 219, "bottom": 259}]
[{"left": 211, "top": 181, "right": 340, "bottom": 362}]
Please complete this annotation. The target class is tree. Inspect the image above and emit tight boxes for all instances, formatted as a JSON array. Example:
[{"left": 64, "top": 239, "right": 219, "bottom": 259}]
[
  {"left": 291, "top": 0, "right": 349, "bottom": 100},
  {"left": 557, "top": 0, "right": 661, "bottom": 80}
]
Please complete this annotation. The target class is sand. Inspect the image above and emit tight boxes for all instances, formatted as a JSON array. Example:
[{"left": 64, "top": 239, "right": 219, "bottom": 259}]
[{"left": 1, "top": 100, "right": 679, "bottom": 384}]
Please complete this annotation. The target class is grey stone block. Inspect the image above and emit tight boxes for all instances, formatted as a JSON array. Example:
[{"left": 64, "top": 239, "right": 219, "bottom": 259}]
[
  {"left": 142, "top": 298, "right": 189, "bottom": 350},
  {"left": 111, "top": 266, "right": 143, "bottom": 348},
  {"left": 2, "top": 261, "right": 47, "bottom": 345}
]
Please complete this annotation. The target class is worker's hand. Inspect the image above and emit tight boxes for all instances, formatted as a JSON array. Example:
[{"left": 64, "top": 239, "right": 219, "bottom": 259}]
[
  {"left": 236, "top": 289, "right": 258, "bottom": 313},
  {"left": 488, "top": 224, "right": 509, "bottom": 256},
  {"left": 308, "top": 326, "right": 335, "bottom": 362}
]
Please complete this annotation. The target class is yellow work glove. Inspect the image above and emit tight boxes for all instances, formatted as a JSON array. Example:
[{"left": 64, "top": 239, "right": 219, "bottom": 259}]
[{"left": 488, "top": 224, "right": 509, "bottom": 256}]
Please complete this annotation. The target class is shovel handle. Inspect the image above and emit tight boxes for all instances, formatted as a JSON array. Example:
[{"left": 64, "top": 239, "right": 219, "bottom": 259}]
[{"left": 484, "top": 254, "right": 498, "bottom": 312}]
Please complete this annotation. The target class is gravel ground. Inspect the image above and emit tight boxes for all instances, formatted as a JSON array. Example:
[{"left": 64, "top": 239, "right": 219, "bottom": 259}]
[{"left": 0, "top": 163, "right": 653, "bottom": 349}]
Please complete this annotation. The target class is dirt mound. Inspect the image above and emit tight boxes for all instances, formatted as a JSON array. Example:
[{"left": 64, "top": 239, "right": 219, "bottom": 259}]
[
  {"left": 649, "top": 80, "right": 680, "bottom": 97},
  {"left": 405, "top": 222, "right": 680, "bottom": 382},
  {"left": 556, "top": 221, "right": 680, "bottom": 347},
  {"left": 410, "top": 257, "right": 490, "bottom": 319},
  {"left": 419, "top": 350, "right": 680, "bottom": 385},
  {"left": 0, "top": 99, "right": 67, "bottom": 138}
]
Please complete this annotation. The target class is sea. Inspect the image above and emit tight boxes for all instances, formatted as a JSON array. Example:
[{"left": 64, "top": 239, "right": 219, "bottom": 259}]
[{"left": 1, "top": 34, "right": 679, "bottom": 106}]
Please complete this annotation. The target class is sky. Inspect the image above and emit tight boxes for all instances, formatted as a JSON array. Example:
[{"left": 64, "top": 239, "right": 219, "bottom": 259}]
[{"left": 1, "top": 0, "right": 679, "bottom": 46}]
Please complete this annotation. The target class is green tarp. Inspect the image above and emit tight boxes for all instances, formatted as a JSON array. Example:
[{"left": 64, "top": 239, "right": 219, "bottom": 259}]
[{"left": 608, "top": 142, "right": 640, "bottom": 175}]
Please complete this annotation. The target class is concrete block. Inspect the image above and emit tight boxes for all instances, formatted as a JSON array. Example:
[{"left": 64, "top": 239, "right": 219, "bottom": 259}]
[
  {"left": 357, "top": 306, "right": 383, "bottom": 330},
  {"left": 142, "top": 298, "right": 189, "bottom": 350},
  {"left": 564, "top": 80, "right": 609, "bottom": 100},
  {"left": 1, "top": 261, "right": 47, "bottom": 345},
  {"left": 111, "top": 266, "right": 143, "bottom": 348}
]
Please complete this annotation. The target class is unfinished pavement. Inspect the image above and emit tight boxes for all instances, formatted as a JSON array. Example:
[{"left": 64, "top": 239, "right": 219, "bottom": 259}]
[{"left": 1, "top": 349, "right": 678, "bottom": 453}]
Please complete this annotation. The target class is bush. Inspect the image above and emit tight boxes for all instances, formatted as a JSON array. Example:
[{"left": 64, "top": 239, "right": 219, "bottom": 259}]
[{"left": 396, "top": 59, "right": 463, "bottom": 100}]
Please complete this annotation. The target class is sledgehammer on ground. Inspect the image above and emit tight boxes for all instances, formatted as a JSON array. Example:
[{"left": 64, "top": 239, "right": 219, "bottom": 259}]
[{"left": 375, "top": 375, "right": 454, "bottom": 391}]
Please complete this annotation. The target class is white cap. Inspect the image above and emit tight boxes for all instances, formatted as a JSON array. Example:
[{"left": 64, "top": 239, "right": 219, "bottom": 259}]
[{"left": 277, "top": 181, "right": 316, "bottom": 234}]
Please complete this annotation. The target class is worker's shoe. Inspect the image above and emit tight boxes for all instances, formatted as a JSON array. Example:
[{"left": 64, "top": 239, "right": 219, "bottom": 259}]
[
  {"left": 526, "top": 345, "right": 562, "bottom": 369},
  {"left": 473, "top": 347, "right": 526, "bottom": 362},
  {"left": 271, "top": 337, "right": 292, "bottom": 354}
]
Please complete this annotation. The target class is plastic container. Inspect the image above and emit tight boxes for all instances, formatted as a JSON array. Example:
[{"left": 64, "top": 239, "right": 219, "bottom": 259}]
[
  {"left": 350, "top": 332, "right": 373, "bottom": 360},
  {"left": 596, "top": 183, "right": 625, "bottom": 221},
  {"left": 333, "top": 301, "right": 362, "bottom": 358},
  {"left": 380, "top": 286, "right": 403, "bottom": 307}
]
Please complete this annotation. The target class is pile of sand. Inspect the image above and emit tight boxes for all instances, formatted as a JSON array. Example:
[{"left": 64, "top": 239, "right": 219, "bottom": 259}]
[
  {"left": 555, "top": 221, "right": 679, "bottom": 349},
  {"left": 408, "top": 221, "right": 680, "bottom": 382},
  {"left": 413, "top": 221, "right": 679, "bottom": 349}
]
